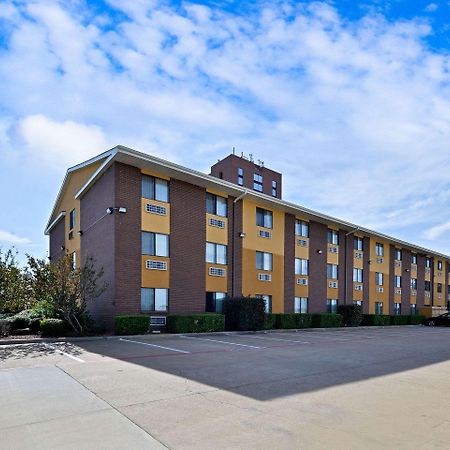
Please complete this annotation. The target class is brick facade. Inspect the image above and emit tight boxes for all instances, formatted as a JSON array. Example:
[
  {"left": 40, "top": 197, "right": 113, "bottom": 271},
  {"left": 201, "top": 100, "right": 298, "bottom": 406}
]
[
  {"left": 284, "top": 214, "right": 295, "bottom": 313},
  {"left": 49, "top": 218, "right": 65, "bottom": 263},
  {"left": 308, "top": 221, "right": 327, "bottom": 313},
  {"left": 169, "top": 179, "right": 206, "bottom": 313}
]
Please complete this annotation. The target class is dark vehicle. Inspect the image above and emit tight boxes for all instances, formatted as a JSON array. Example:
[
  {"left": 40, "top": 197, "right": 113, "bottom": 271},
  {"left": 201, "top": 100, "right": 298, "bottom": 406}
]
[{"left": 423, "top": 313, "right": 450, "bottom": 326}]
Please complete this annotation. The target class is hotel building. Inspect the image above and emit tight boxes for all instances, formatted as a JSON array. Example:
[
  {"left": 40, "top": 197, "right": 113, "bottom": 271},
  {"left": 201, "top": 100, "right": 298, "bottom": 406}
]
[{"left": 45, "top": 146, "right": 450, "bottom": 328}]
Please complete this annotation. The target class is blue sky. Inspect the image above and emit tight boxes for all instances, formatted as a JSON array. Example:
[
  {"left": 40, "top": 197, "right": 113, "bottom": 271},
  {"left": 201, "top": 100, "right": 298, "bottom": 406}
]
[{"left": 1, "top": 0, "right": 450, "bottom": 261}]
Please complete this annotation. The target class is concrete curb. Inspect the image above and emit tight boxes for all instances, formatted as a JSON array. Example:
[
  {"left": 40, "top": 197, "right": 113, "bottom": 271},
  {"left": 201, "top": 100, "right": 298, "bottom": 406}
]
[{"left": 0, "top": 325, "right": 424, "bottom": 345}]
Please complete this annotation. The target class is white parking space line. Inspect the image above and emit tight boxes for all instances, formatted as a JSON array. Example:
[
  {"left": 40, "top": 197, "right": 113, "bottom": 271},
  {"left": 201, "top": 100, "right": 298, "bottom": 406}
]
[
  {"left": 119, "top": 338, "right": 190, "bottom": 354},
  {"left": 240, "top": 335, "right": 310, "bottom": 344},
  {"left": 42, "top": 343, "right": 85, "bottom": 363},
  {"left": 180, "top": 336, "right": 262, "bottom": 349}
]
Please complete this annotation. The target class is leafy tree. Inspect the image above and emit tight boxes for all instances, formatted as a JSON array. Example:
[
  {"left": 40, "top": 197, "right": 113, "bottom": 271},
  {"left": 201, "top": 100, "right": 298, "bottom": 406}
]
[
  {"left": 0, "top": 248, "right": 27, "bottom": 312},
  {"left": 27, "top": 254, "right": 106, "bottom": 335}
]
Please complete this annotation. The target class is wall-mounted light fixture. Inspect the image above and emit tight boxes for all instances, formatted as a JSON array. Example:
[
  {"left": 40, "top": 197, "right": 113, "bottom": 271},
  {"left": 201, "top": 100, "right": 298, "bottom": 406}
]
[
  {"left": 405, "top": 268, "right": 410, "bottom": 273},
  {"left": 239, "top": 232, "right": 246, "bottom": 238},
  {"left": 107, "top": 207, "right": 127, "bottom": 214},
  {"left": 317, "top": 249, "right": 323, "bottom": 254},
  {"left": 78, "top": 230, "right": 83, "bottom": 237},
  {"left": 60, "top": 245, "right": 65, "bottom": 251}
]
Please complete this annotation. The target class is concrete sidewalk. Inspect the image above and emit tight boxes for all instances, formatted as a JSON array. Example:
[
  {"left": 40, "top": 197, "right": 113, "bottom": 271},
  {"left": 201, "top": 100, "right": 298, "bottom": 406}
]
[{"left": 0, "top": 366, "right": 167, "bottom": 450}]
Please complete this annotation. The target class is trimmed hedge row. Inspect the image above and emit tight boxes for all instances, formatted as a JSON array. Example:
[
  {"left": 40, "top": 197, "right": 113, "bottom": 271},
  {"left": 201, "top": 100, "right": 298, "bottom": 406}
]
[
  {"left": 361, "top": 314, "right": 391, "bottom": 326},
  {"left": 311, "top": 313, "right": 343, "bottom": 328},
  {"left": 361, "top": 314, "right": 425, "bottom": 326},
  {"left": 273, "top": 313, "right": 312, "bottom": 329},
  {"left": 115, "top": 315, "right": 149, "bottom": 335},
  {"left": 337, "top": 305, "right": 363, "bottom": 327},
  {"left": 166, "top": 314, "right": 224, "bottom": 333}
]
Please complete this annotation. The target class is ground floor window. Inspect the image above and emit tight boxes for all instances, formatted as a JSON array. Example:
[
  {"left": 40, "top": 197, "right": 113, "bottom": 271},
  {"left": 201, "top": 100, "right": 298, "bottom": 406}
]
[
  {"left": 394, "top": 303, "right": 401, "bottom": 316},
  {"left": 410, "top": 304, "right": 417, "bottom": 315},
  {"left": 141, "top": 288, "right": 168, "bottom": 312},
  {"left": 326, "top": 299, "right": 338, "bottom": 314},
  {"left": 256, "top": 294, "right": 272, "bottom": 313},
  {"left": 206, "top": 292, "right": 227, "bottom": 313},
  {"left": 294, "top": 297, "right": 308, "bottom": 314},
  {"left": 375, "top": 301, "right": 383, "bottom": 315},
  {"left": 353, "top": 300, "right": 362, "bottom": 307}
]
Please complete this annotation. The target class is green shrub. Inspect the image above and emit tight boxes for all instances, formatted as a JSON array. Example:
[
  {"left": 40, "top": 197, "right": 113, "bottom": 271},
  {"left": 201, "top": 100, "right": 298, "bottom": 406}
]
[
  {"left": 409, "top": 315, "right": 425, "bottom": 325},
  {"left": 9, "top": 309, "right": 44, "bottom": 331},
  {"left": 361, "top": 314, "right": 391, "bottom": 326},
  {"left": 390, "top": 315, "right": 410, "bottom": 325},
  {"left": 115, "top": 315, "right": 149, "bottom": 335},
  {"left": 264, "top": 313, "right": 277, "bottom": 330},
  {"left": 223, "top": 297, "right": 266, "bottom": 331},
  {"left": 0, "top": 319, "right": 11, "bottom": 336},
  {"left": 274, "top": 313, "right": 312, "bottom": 329},
  {"left": 40, "top": 319, "right": 66, "bottom": 337},
  {"left": 337, "top": 305, "right": 363, "bottom": 327},
  {"left": 311, "top": 313, "right": 343, "bottom": 328},
  {"left": 166, "top": 314, "right": 225, "bottom": 333}
]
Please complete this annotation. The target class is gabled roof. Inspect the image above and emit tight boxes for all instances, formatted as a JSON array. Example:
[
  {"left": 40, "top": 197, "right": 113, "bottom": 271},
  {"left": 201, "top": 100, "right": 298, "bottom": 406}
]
[
  {"left": 47, "top": 144, "right": 450, "bottom": 259},
  {"left": 44, "top": 149, "right": 115, "bottom": 235}
]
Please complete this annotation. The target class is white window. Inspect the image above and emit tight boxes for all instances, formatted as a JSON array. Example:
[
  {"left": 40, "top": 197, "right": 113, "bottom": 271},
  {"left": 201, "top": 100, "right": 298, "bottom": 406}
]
[
  {"left": 410, "top": 278, "right": 417, "bottom": 290},
  {"left": 375, "top": 301, "right": 383, "bottom": 315},
  {"left": 394, "top": 303, "right": 401, "bottom": 316},
  {"left": 141, "top": 288, "right": 168, "bottom": 312},
  {"left": 375, "top": 272, "right": 383, "bottom": 286},
  {"left": 294, "top": 297, "right": 308, "bottom": 314},
  {"left": 142, "top": 175, "right": 169, "bottom": 202},
  {"left": 394, "top": 275, "right": 401, "bottom": 288},
  {"left": 376, "top": 242, "right": 384, "bottom": 257},
  {"left": 354, "top": 236, "right": 363, "bottom": 251},
  {"left": 353, "top": 268, "right": 363, "bottom": 283},
  {"left": 256, "top": 207, "right": 273, "bottom": 228},
  {"left": 253, "top": 173, "right": 263, "bottom": 192},
  {"left": 295, "top": 220, "right": 309, "bottom": 237},
  {"left": 206, "top": 193, "right": 227, "bottom": 217},
  {"left": 425, "top": 257, "right": 431, "bottom": 268},
  {"left": 206, "top": 242, "right": 227, "bottom": 265},
  {"left": 353, "top": 300, "right": 362, "bottom": 306},
  {"left": 69, "top": 209, "right": 76, "bottom": 230},
  {"left": 256, "top": 294, "right": 272, "bottom": 313},
  {"left": 327, "top": 299, "right": 338, "bottom": 314},
  {"left": 327, "top": 264, "right": 338, "bottom": 279},
  {"left": 411, "top": 254, "right": 417, "bottom": 265},
  {"left": 295, "top": 258, "right": 308, "bottom": 276},
  {"left": 256, "top": 251, "right": 272, "bottom": 271},
  {"left": 71, "top": 251, "right": 77, "bottom": 269},
  {"left": 238, "top": 168, "right": 243, "bottom": 185},
  {"left": 437, "top": 260, "right": 443, "bottom": 270},
  {"left": 395, "top": 249, "right": 402, "bottom": 261},
  {"left": 327, "top": 229, "right": 339, "bottom": 245},
  {"left": 142, "top": 232, "right": 169, "bottom": 257}
]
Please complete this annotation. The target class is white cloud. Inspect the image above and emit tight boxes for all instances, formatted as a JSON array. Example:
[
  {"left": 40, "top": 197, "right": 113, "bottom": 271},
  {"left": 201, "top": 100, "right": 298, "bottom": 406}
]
[
  {"left": 0, "top": 230, "right": 31, "bottom": 245},
  {"left": 1, "top": 1, "right": 450, "bottom": 254},
  {"left": 424, "top": 3, "right": 439, "bottom": 12},
  {"left": 424, "top": 221, "right": 450, "bottom": 240},
  {"left": 16, "top": 115, "right": 109, "bottom": 169}
]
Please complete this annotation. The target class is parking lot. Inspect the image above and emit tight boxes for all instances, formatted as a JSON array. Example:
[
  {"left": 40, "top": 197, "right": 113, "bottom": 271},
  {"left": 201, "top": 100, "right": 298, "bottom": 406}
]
[{"left": 2, "top": 326, "right": 450, "bottom": 449}]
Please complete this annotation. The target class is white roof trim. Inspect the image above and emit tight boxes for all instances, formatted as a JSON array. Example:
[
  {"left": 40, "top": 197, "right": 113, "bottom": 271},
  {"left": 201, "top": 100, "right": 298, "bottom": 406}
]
[
  {"left": 44, "top": 148, "right": 116, "bottom": 233},
  {"left": 74, "top": 151, "right": 116, "bottom": 199},
  {"left": 51, "top": 144, "right": 450, "bottom": 259},
  {"left": 45, "top": 211, "right": 66, "bottom": 235}
]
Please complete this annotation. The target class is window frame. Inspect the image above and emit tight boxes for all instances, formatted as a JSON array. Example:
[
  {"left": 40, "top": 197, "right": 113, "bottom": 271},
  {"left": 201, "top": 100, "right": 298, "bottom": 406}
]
[
  {"left": 295, "top": 258, "right": 309, "bottom": 276},
  {"left": 375, "top": 272, "right": 383, "bottom": 286},
  {"left": 142, "top": 174, "right": 169, "bottom": 202},
  {"left": 206, "top": 242, "right": 227, "bottom": 265},
  {"left": 375, "top": 242, "right": 384, "bottom": 257},
  {"left": 69, "top": 209, "right": 76, "bottom": 230},
  {"left": 256, "top": 207, "right": 273, "bottom": 229},
  {"left": 294, "top": 297, "right": 308, "bottom": 314},
  {"left": 141, "top": 287, "right": 169, "bottom": 312},
  {"left": 206, "top": 193, "right": 227, "bottom": 217},
  {"left": 295, "top": 220, "right": 309, "bottom": 237},
  {"left": 327, "top": 263, "right": 339, "bottom": 279},
  {"left": 256, "top": 251, "right": 273, "bottom": 271},
  {"left": 327, "top": 229, "right": 339, "bottom": 245},
  {"left": 141, "top": 231, "right": 169, "bottom": 257},
  {"left": 354, "top": 236, "right": 363, "bottom": 251},
  {"left": 353, "top": 268, "right": 363, "bottom": 283},
  {"left": 326, "top": 299, "right": 338, "bottom": 314}
]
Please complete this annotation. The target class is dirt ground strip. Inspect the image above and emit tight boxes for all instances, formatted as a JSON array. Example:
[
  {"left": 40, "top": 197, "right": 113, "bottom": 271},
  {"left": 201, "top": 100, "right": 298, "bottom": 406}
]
[{"left": 2, "top": 326, "right": 450, "bottom": 450}]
